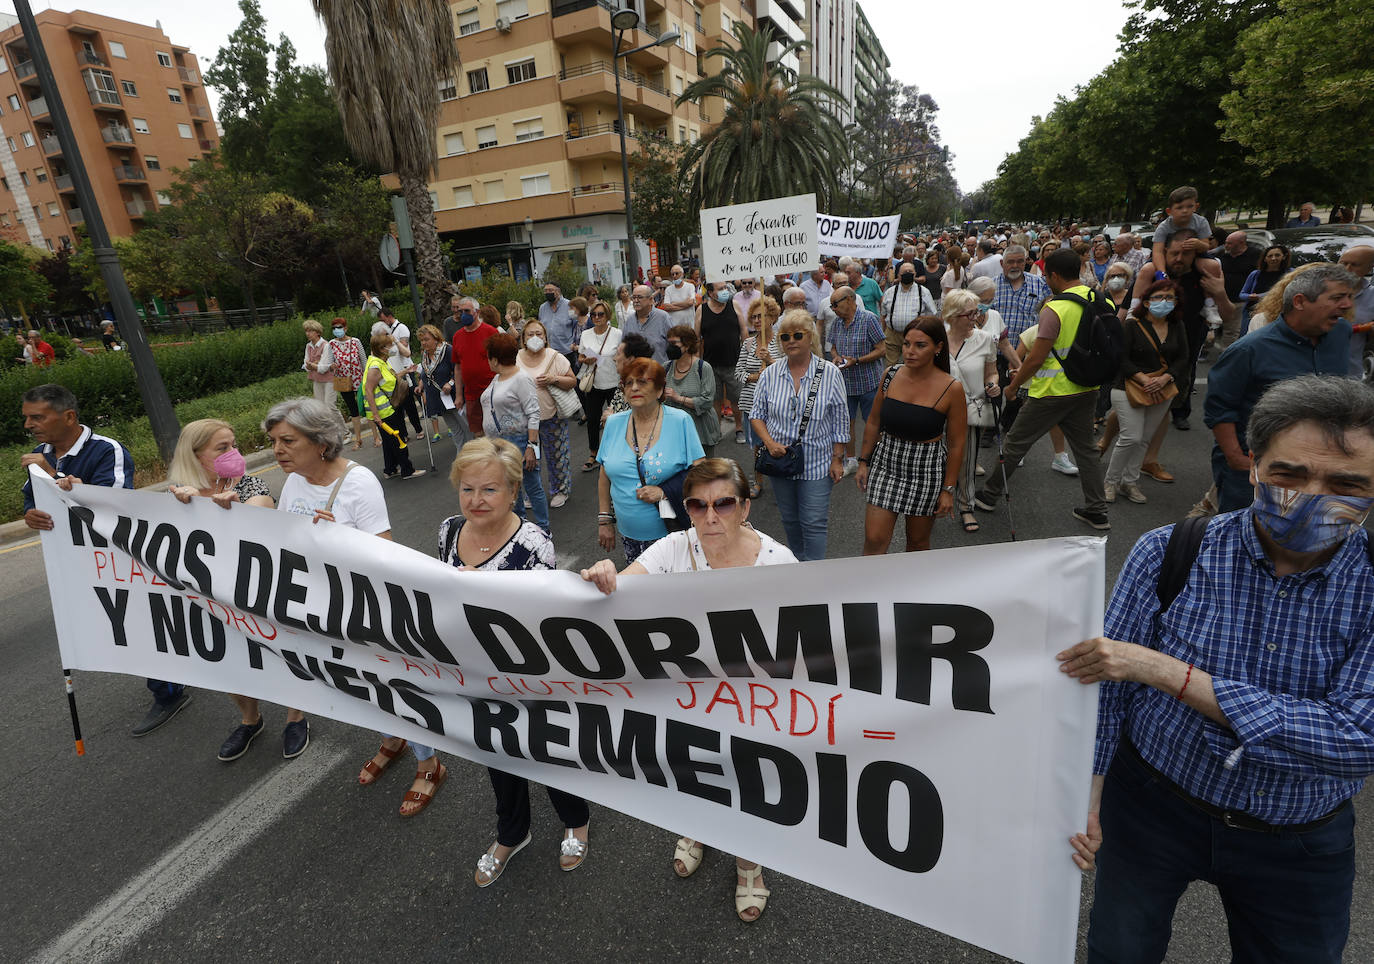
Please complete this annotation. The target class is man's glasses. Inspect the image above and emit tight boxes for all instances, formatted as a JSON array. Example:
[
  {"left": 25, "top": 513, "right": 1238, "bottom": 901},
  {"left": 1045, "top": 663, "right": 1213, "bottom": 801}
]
[
  {"left": 829, "top": 294, "right": 852, "bottom": 308},
  {"left": 778, "top": 331, "right": 806, "bottom": 342},
  {"left": 684, "top": 496, "right": 741, "bottom": 516}
]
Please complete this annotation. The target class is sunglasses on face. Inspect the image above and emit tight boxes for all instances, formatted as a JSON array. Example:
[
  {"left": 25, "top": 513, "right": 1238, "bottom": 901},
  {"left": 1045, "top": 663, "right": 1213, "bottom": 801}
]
[
  {"left": 590, "top": 310, "right": 607, "bottom": 318},
  {"left": 829, "top": 295, "right": 852, "bottom": 307},
  {"left": 684, "top": 495, "right": 741, "bottom": 516},
  {"left": 778, "top": 331, "right": 806, "bottom": 342}
]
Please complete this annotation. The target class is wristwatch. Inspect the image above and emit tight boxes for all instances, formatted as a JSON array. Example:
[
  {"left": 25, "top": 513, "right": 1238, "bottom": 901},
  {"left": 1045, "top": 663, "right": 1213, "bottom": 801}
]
[
  {"left": 529, "top": 443, "right": 541, "bottom": 459},
  {"left": 942, "top": 484, "right": 956, "bottom": 495}
]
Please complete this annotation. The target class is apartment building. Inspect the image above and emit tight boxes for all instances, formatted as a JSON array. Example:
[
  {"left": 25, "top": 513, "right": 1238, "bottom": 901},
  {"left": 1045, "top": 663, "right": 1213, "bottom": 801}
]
[
  {"left": 429, "top": 0, "right": 750, "bottom": 286},
  {"left": 798, "top": 0, "right": 855, "bottom": 122},
  {"left": 755, "top": 0, "right": 803, "bottom": 73},
  {"left": 0, "top": 10, "right": 216, "bottom": 252},
  {"left": 853, "top": 3, "right": 889, "bottom": 106}
]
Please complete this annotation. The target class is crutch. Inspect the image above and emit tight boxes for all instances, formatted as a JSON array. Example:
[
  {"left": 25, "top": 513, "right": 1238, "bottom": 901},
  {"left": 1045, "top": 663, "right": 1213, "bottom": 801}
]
[
  {"left": 412, "top": 372, "right": 436, "bottom": 472},
  {"left": 990, "top": 393, "right": 1017, "bottom": 542}
]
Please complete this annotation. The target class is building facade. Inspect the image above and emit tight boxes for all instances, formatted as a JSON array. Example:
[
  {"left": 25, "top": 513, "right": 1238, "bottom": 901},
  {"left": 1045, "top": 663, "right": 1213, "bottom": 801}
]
[
  {"left": 853, "top": 2, "right": 888, "bottom": 106},
  {"left": 798, "top": 0, "right": 854, "bottom": 122},
  {"left": 424, "top": 0, "right": 751, "bottom": 287},
  {"left": 755, "top": 0, "right": 804, "bottom": 74},
  {"left": 0, "top": 10, "right": 217, "bottom": 252}
]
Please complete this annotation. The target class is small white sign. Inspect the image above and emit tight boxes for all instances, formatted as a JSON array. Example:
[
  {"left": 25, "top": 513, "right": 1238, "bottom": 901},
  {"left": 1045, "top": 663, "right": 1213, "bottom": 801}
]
[
  {"left": 817, "top": 212, "right": 901, "bottom": 259},
  {"left": 699, "top": 193, "right": 818, "bottom": 279}
]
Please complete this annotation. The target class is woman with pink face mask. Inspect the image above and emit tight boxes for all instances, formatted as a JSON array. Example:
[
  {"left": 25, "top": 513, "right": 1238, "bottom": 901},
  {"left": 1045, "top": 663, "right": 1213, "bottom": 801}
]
[{"left": 166, "top": 418, "right": 307, "bottom": 764}]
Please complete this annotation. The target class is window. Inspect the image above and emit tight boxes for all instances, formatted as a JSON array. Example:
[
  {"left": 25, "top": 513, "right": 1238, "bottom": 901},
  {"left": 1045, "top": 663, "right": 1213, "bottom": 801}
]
[
  {"left": 438, "top": 77, "right": 456, "bottom": 101},
  {"left": 457, "top": 8, "right": 481, "bottom": 35},
  {"left": 454, "top": 185, "right": 474, "bottom": 207},
  {"left": 722, "top": 10, "right": 732, "bottom": 30},
  {"left": 429, "top": 190, "right": 439, "bottom": 211},
  {"left": 21, "top": 131, "right": 34, "bottom": 148},
  {"left": 443, "top": 132, "right": 465, "bottom": 155},
  {"left": 484, "top": 179, "right": 505, "bottom": 203},
  {"left": 177, "top": 123, "right": 193, "bottom": 138},
  {"left": 0, "top": 177, "right": 7, "bottom": 190},
  {"left": 466, "top": 68, "right": 489, "bottom": 94},
  {"left": 520, "top": 173, "right": 551, "bottom": 197},
  {"left": 59, "top": 235, "right": 69, "bottom": 247},
  {"left": 109, "top": 41, "right": 127, "bottom": 59},
  {"left": 32, "top": 204, "right": 41, "bottom": 220},
  {"left": 167, "top": 87, "right": 182, "bottom": 104},
  {"left": 155, "top": 191, "right": 170, "bottom": 206},
  {"left": 157, "top": 51, "right": 172, "bottom": 68},
  {"left": 476, "top": 125, "right": 497, "bottom": 149},
  {"left": 678, "top": 125, "right": 687, "bottom": 143},
  {"left": 694, "top": 5, "right": 703, "bottom": 31},
  {"left": 34, "top": 168, "right": 47, "bottom": 183},
  {"left": 19, "top": 171, "right": 28, "bottom": 186},
  {"left": 44, "top": 238, "right": 53, "bottom": 251},
  {"left": 6, "top": 95, "right": 18, "bottom": 111},
  {"left": 0, "top": 56, "right": 7, "bottom": 73},
  {"left": 47, "top": 201, "right": 58, "bottom": 216},
  {"left": 497, "top": 0, "right": 529, "bottom": 20},
  {"left": 506, "top": 59, "right": 536, "bottom": 84},
  {"left": 513, "top": 117, "right": 543, "bottom": 142},
  {"left": 121, "top": 80, "right": 138, "bottom": 96},
  {"left": 85, "top": 68, "right": 117, "bottom": 93},
  {"left": 673, "top": 74, "right": 683, "bottom": 95},
  {"left": 145, "top": 155, "right": 160, "bottom": 170},
  {"left": 4, "top": 138, "right": 12, "bottom": 151},
  {"left": 132, "top": 117, "right": 150, "bottom": 134}
]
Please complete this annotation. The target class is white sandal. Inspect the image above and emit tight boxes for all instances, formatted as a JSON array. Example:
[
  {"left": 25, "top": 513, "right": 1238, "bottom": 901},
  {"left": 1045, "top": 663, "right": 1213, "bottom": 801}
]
[
  {"left": 474, "top": 834, "right": 530, "bottom": 888},
  {"left": 673, "top": 836, "right": 703, "bottom": 877},
  {"left": 560, "top": 824, "right": 589, "bottom": 872},
  {"left": 735, "top": 863, "right": 770, "bottom": 922}
]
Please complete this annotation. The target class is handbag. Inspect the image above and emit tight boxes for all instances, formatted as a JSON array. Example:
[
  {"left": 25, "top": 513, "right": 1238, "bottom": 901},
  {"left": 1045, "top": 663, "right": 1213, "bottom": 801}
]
[
  {"left": 579, "top": 326, "right": 612, "bottom": 393},
  {"left": 1124, "top": 320, "right": 1180, "bottom": 408},
  {"left": 332, "top": 374, "right": 353, "bottom": 393},
  {"left": 754, "top": 360, "right": 822, "bottom": 479},
  {"left": 551, "top": 382, "right": 582, "bottom": 419}
]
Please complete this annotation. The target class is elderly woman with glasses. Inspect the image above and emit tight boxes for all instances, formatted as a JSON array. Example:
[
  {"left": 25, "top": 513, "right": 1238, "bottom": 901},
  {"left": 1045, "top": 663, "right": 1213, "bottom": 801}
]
[
  {"left": 581, "top": 457, "right": 795, "bottom": 922},
  {"left": 749, "top": 309, "right": 849, "bottom": 561},
  {"left": 941, "top": 292, "right": 1000, "bottom": 533}
]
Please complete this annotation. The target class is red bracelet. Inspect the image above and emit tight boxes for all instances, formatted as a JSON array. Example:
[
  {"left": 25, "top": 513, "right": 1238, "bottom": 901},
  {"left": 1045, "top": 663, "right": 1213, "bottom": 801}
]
[{"left": 1177, "top": 663, "right": 1194, "bottom": 699}]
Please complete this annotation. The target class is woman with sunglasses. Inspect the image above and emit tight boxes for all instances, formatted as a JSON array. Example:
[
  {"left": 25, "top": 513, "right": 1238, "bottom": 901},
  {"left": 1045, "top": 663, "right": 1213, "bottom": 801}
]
[
  {"left": 596, "top": 358, "right": 705, "bottom": 563},
  {"left": 577, "top": 301, "right": 623, "bottom": 472},
  {"left": 580, "top": 457, "right": 794, "bottom": 922}
]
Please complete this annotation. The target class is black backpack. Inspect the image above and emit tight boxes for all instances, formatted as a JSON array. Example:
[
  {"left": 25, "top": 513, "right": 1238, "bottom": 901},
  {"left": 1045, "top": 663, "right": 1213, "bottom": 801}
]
[{"left": 1048, "top": 289, "right": 1124, "bottom": 388}]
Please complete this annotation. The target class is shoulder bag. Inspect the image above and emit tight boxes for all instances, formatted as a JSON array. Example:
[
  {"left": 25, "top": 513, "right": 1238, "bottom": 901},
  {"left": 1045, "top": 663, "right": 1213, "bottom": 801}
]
[
  {"left": 579, "top": 327, "right": 612, "bottom": 394},
  {"left": 1124, "top": 320, "right": 1180, "bottom": 408},
  {"left": 755, "top": 361, "right": 822, "bottom": 478},
  {"left": 545, "top": 353, "right": 583, "bottom": 419}
]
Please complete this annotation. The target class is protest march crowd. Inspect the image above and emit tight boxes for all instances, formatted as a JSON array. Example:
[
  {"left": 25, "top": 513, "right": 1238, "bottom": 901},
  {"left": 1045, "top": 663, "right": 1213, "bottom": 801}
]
[{"left": 16, "top": 180, "right": 1374, "bottom": 959}]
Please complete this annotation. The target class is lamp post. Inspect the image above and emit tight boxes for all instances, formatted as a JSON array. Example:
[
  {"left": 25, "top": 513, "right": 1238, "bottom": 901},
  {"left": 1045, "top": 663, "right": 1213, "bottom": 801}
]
[{"left": 611, "top": 8, "right": 679, "bottom": 283}]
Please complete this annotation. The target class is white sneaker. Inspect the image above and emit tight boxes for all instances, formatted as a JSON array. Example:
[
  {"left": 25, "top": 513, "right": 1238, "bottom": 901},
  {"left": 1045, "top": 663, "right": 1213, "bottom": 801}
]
[
  {"left": 1104, "top": 482, "right": 1117, "bottom": 503},
  {"left": 523, "top": 496, "right": 532, "bottom": 509},
  {"left": 1051, "top": 453, "right": 1079, "bottom": 476},
  {"left": 843, "top": 457, "right": 858, "bottom": 477},
  {"left": 1120, "top": 482, "right": 1148, "bottom": 504},
  {"left": 550, "top": 493, "right": 569, "bottom": 508}
]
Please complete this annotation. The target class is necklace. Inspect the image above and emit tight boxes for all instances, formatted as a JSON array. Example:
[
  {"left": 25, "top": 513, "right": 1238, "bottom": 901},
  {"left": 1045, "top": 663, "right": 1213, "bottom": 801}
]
[{"left": 674, "top": 358, "right": 692, "bottom": 375}]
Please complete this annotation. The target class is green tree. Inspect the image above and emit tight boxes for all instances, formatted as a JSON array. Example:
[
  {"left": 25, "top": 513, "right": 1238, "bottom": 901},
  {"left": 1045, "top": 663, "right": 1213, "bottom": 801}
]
[
  {"left": 0, "top": 239, "right": 52, "bottom": 320},
  {"left": 315, "top": 162, "right": 394, "bottom": 300},
  {"left": 631, "top": 137, "right": 696, "bottom": 264},
  {"left": 846, "top": 82, "right": 948, "bottom": 218},
  {"left": 204, "top": 0, "right": 275, "bottom": 176},
  {"left": 34, "top": 247, "right": 92, "bottom": 314},
  {"left": 678, "top": 23, "right": 847, "bottom": 209},
  {"left": 311, "top": 0, "right": 457, "bottom": 326}
]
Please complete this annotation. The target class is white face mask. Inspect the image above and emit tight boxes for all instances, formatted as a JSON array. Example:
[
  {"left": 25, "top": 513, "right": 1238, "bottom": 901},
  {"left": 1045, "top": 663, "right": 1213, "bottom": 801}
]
[
  {"left": 526, "top": 336, "right": 545, "bottom": 352},
  {"left": 1107, "top": 277, "right": 1127, "bottom": 291}
]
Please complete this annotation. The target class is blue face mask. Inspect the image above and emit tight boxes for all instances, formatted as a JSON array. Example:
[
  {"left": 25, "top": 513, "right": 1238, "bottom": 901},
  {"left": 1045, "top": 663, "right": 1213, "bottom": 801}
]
[
  {"left": 1252, "top": 481, "right": 1374, "bottom": 554},
  {"left": 977, "top": 303, "right": 990, "bottom": 314},
  {"left": 716, "top": 290, "right": 731, "bottom": 304},
  {"left": 1148, "top": 300, "right": 1175, "bottom": 318},
  {"left": 332, "top": 327, "right": 346, "bottom": 338}
]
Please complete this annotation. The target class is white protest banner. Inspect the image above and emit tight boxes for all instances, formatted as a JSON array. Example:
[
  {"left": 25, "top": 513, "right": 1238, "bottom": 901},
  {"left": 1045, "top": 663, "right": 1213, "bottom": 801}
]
[
  {"left": 33, "top": 468, "right": 1101, "bottom": 964},
  {"left": 699, "top": 193, "right": 817, "bottom": 280},
  {"left": 817, "top": 212, "right": 902, "bottom": 259}
]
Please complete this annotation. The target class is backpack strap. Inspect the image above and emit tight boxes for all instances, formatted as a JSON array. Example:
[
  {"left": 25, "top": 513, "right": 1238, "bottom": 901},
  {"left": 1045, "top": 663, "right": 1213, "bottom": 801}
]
[{"left": 1155, "top": 516, "right": 1209, "bottom": 616}]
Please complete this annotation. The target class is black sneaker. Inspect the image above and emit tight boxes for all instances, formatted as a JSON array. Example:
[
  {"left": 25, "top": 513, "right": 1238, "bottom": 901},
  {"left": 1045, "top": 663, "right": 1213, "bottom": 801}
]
[
  {"left": 131, "top": 690, "right": 192, "bottom": 737},
  {"left": 1072, "top": 507, "right": 1111, "bottom": 530},
  {"left": 282, "top": 719, "right": 311, "bottom": 759},
  {"left": 972, "top": 489, "right": 998, "bottom": 512},
  {"left": 217, "top": 717, "right": 265, "bottom": 762},
  {"left": 1172, "top": 417, "right": 1190, "bottom": 431}
]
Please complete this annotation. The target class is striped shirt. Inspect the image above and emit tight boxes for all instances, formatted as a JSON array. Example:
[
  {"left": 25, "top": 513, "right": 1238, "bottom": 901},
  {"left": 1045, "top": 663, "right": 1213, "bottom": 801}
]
[
  {"left": 23, "top": 425, "right": 132, "bottom": 510},
  {"left": 749, "top": 357, "right": 850, "bottom": 480},
  {"left": 877, "top": 282, "right": 937, "bottom": 333},
  {"left": 1096, "top": 511, "right": 1374, "bottom": 824},
  {"left": 734, "top": 333, "right": 780, "bottom": 416},
  {"left": 992, "top": 273, "right": 1053, "bottom": 343}
]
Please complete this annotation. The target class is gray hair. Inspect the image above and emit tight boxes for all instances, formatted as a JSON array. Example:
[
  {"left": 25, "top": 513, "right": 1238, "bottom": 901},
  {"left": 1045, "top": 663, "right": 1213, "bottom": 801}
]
[
  {"left": 967, "top": 276, "right": 996, "bottom": 297},
  {"left": 1003, "top": 244, "right": 1027, "bottom": 259},
  {"left": 370, "top": 320, "right": 390, "bottom": 338},
  {"left": 837, "top": 256, "right": 855, "bottom": 270},
  {"left": 782, "top": 287, "right": 807, "bottom": 306},
  {"left": 459, "top": 296, "right": 478, "bottom": 310},
  {"left": 22, "top": 383, "right": 78, "bottom": 415},
  {"left": 1281, "top": 263, "right": 1359, "bottom": 313},
  {"left": 1248, "top": 375, "right": 1374, "bottom": 460},
  {"left": 262, "top": 397, "right": 346, "bottom": 460}
]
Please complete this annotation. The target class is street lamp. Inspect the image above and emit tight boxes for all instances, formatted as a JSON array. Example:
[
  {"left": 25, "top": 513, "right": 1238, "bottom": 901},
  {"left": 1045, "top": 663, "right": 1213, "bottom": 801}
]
[{"left": 611, "top": 8, "right": 679, "bottom": 282}]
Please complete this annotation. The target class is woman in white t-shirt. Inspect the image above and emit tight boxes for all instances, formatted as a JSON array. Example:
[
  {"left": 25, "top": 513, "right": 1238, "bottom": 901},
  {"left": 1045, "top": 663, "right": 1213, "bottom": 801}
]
[
  {"left": 942, "top": 291, "right": 1000, "bottom": 534},
  {"left": 580, "top": 458, "right": 795, "bottom": 924},
  {"left": 266, "top": 397, "right": 449, "bottom": 818}
]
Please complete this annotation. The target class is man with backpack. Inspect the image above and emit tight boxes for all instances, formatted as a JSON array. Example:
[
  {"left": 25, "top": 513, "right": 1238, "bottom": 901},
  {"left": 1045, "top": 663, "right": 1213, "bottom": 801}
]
[
  {"left": 1060, "top": 375, "right": 1374, "bottom": 964},
  {"left": 974, "top": 248, "right": 1118, "bottom": 530}
]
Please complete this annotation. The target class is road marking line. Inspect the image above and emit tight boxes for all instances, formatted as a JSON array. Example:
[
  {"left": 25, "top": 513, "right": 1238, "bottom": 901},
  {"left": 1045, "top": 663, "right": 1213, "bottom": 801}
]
[
  {"left": 560, "top": 553, "right": 582, "bottom": 571},
  {"left": 30, "top": 743, "right": 348, "bottom": 964},
  {"left": 0, "top": 538, "right": 39, "bottom": 554}
]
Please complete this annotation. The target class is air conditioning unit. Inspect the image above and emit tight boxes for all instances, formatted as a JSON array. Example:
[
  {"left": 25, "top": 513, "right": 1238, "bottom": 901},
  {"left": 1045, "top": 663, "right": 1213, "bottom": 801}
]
[{"left": 496, "top": 17, "right": 512, "bottom": 32}]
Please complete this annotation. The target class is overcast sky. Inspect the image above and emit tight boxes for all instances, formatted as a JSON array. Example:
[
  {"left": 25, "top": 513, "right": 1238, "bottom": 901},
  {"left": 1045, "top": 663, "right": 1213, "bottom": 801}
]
[{"left": 8, "top": 0, "right": 1133, "bottom": 193}]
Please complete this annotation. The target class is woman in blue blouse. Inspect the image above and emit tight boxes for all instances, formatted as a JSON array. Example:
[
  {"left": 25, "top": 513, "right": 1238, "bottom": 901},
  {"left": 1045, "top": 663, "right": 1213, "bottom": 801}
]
[
  {"left": 596, "top": 357, "right": 705, "bottom": 562},
  {"left": 749, "top": 310, "right": 850, "bottom": 560}
]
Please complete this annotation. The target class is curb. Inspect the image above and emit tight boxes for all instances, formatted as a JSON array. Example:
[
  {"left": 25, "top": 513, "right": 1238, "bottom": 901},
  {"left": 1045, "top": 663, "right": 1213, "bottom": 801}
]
[{"left": 0, "top": 448, "right": 280, "bottom": 550}]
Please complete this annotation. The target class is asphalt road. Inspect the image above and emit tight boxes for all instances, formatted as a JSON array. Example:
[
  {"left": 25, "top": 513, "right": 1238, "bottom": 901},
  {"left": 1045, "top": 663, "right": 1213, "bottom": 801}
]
[{"left": 3, "top": 367, "right": 1371, "bottom": 964}]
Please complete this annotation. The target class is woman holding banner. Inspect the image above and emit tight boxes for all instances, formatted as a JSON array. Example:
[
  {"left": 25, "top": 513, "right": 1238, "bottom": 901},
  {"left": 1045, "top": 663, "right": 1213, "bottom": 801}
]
[
  {"left": 438, "top": 437, "right": 591, "bottom": 886},
  {"left": 581, "top": 457, "right": 795, "bottom": 921},
  {"left": 167, "top": 418, "right": 283, "bottom": 762}
]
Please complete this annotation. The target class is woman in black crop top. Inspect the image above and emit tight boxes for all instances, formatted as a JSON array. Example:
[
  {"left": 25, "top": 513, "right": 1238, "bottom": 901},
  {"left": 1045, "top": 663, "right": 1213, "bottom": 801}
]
[{"left": 855, "top": 316, "right": 967, "bottom": 553}]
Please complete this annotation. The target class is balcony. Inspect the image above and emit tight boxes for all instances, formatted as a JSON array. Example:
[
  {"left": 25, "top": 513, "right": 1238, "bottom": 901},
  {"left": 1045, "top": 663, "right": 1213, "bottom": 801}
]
[
  {"left": 565, "top": 122, "right": 641, "bottom": 161},
  {"left": 27, "top": 95, "right": 48, "bottom": 117},
  {"left": 551, "top": 0, "right": 614, "bottom": 44},
  {"left": 113, "top": 164, "right": 146, "bottom": 182},
  {"left": 759, "top": 0, "right": 805, "bottom": 44},
  {"left": 41, "top": 134, "right": 62, "bottom": 155},
  {"left": 126, "top": 199, "right": 151, "bottom": 218},
  {"left": 178, "top": 66, "right": 199, "bottom": 85},
  {"left": 88, "top": 88, "right": 122, "bottom": 108},
  {"left": 188, "top": 103, "right": 210, "bottom": 120},
  {"left": 79, "top": 50, "right": 107, "bottom": 67},
  {"left": 558, "top": 61, "right": 619, "bottom": 105},
  {"left": 198, "top": 138, "right": 213, "bottom": 151},
  {"left": 102, "top": 126, "right": 134, "bottom": 145},
  {"left": 66, "top": 207, "right": 84, "bottom": 225},
  {"left": 15, "top": 58, "right": 35, "bottom": 79},
  {"left": 634, "top": 83, "right": 673, "bottom": 117},
  {"left": 571, "top": 182, "right": 625, "bottom": 216},
  {"left": 55, "top": 174, "right": 73, "bottom": 192}
]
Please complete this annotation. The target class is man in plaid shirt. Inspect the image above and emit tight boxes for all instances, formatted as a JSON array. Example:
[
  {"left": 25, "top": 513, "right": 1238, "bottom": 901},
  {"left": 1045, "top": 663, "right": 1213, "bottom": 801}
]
[
  {"left": 1059, "top": 374, "right": 1374, "bottom": 963},
  {"left": 826, "top": 286, "right": 886, "bottom": 476}
]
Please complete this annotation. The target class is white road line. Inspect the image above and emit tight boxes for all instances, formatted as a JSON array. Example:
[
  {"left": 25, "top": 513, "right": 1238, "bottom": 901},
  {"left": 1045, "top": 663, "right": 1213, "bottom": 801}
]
[
  {"left": 560, "top": 553, "right": 582, "bottom": 571},
  {"left": 30, "top": 744, "right": 348, "bottom": 964}
]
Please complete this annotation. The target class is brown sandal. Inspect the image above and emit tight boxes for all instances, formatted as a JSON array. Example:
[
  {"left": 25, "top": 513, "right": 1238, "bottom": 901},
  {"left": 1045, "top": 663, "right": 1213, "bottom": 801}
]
[
  {"left": 358, "top": 739, "right": 407, "bottom": 785},
  {"left": 399, "top": 762, "right": 447, "bottom": 817}
]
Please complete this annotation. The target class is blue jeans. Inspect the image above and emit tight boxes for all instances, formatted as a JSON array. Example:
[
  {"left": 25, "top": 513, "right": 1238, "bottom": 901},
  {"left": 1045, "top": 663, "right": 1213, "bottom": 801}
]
[
  {"left": 382, "top": 733, "right": 435, "bottom": 762},
  {"left": 770, "top": 475, "right": 834, "bottom": 561},
  {"left": 503, "top": 433, "right": 550, "bottom": 531},
  {"left": 846, "top": 387, "right": 877, "bottom": 424},
  {"left": 146, "top": 678, "right": 184, "bottom": 706},
  {"left": 1088, "top": 743, "right": 1355, "bottom": 964},
  {"left": 1211, "top": 444, "right": 1253, "bottom": 514}
]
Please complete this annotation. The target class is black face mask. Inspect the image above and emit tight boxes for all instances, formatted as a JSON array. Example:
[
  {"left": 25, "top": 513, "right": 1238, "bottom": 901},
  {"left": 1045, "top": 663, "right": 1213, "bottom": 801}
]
[
  {"left": 665, "top": 344, "right": 684, "bottom": 360},
  {"left": 545, "top": 292, "right": 559, "bottom": 304},
  {"left": 900, "top": 274, "right": 915, "bottom": 286}
]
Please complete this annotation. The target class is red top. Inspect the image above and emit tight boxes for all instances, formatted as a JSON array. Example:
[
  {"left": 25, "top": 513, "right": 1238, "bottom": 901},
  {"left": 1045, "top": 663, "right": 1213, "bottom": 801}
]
[
  {"left": 34, "top": 339, "right": 55, "bottom": 367},
  {"left": 451, "top": 322, "right": 497, "bottom": 396}
]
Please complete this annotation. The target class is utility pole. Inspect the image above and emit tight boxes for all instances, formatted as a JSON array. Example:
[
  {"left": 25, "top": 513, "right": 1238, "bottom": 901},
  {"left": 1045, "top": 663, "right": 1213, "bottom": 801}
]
[{"left": 16, "top": 0, "right": 179, "bottom": 461}]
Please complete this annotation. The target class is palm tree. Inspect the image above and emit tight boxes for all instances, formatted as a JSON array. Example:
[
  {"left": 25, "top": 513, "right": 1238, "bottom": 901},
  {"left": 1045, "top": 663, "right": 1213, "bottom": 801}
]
[
  {"left": 677, "top": 24, "right": 848, "bottom": 210},
  {"left": 311, "top": 0, "right": 455, "bottom": 324}
]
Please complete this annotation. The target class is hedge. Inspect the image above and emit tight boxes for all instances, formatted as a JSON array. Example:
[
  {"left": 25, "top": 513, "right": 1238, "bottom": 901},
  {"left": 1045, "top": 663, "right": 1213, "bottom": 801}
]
[
  {"left": 1, "top": 371, "right": 312, "bottom": 524},
  {"left": 0, "top": 310, "right": 380, "bottom": 447}
]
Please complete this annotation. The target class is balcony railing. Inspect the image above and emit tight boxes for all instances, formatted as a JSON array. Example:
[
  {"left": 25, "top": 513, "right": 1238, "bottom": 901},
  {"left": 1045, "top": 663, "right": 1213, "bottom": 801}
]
[
  {"left": 40, "top": 134, "right": 61, "bottom": 154},
  {"left": 126, "top": 200, "right": 151, "bottom": 216},
  {"left": 178, "top": 66, "right": 199, "bottom": 84},
  {"left": 558, "top": 60, "right": 669, "bottom": 97},
  {"left": 15, "top": 59, "right": 34, "bottom": 79},
  {"left": 113, "top": 164, "right": 146, "bottom": 181},
  {"left": 572, "top": 182, "right": 620, "bottom": 196},
  {"left": 55, "top": 174, "right": 73, "bottom": 191},
  {"left": 66, "top": 207, "right": 84, "bottom": 224},
  {"left": 79, "top": 50, "right": 107, "bottom": 67},
  {"left": 551, "top": 0, "right": 660, "bottom": 36},
  {"left": 101, "top": 126, "right": 134, "bottom": 144},
  {"left": 566, "top": 122, "right": 634, "bottom": 139},
  {"left": 27, "top": 95, "right": 48, "bottom": 116},
  {"left": 188, "top": 104, "right": 210, "bottom": 120},
  {"left": 88, "top": 88, "right": 121, "bottom": 107}
]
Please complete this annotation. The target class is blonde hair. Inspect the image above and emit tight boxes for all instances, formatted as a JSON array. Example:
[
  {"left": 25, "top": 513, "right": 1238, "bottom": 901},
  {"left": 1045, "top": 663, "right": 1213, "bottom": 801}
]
[
  {"left": 777, "top": 308, "right": 822, "bottom": 357},
  {"left": 301, "top": 318, "right": 324, "bottom": 336},
  {"left": 505, "top": 300, "right": 525, "bottom": 321},
  {"left": 749, "top": 294, "right": 781, "bottom": 346},
  {"left": 521, "top": 319, "right": 547, "bottom": 347},
  {"left": 167, "top": 418, "right": 234, "bottom": 488},
  {"left": 450, "top": 436, "right": 523, "bottom": 496},
  {"left": 941, "top": 289, "right": 979, "bottom": 322},
  {"left": 417, "top": 324, "right": 444, "bottom": 344}
]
